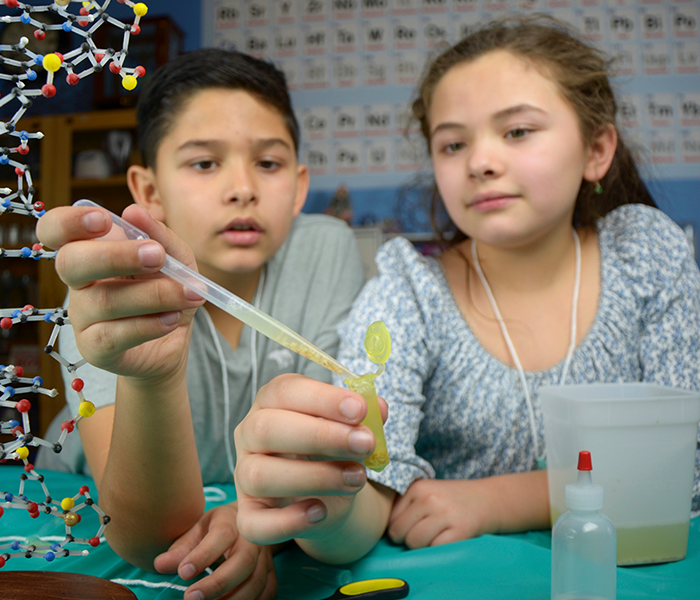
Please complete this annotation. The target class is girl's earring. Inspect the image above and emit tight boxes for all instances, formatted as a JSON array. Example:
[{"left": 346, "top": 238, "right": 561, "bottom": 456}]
[{"left": 594, "top": 181, "right": 603, "bottom": 195}]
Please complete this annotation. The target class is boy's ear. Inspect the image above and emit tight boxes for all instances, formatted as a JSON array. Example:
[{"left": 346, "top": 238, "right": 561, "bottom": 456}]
[
  {"left": 126, "top": 165, "right": 166, "bottom": 222},
  {"left": 292, "top": 163, "right": 310, "bottom": 218},
  {"left": 583, "top": 123, "right": 618, "bottom": 183}
]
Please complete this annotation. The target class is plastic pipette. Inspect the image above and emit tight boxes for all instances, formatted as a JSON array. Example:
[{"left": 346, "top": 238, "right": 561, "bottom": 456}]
[
  {"left": 73, "top": 200, "right": 390, "bottom": 472},
  {"left": 74, "top": 199, "right": 358, "bottom": 380}
]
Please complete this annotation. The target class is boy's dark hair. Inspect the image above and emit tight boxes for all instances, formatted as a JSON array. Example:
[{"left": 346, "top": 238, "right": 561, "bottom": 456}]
[
  {"left": 410, "top": 14, "right": 656, "bottom": 246},
  {"left": 136, "top": 48, "right": 300, "bottom": 168}
]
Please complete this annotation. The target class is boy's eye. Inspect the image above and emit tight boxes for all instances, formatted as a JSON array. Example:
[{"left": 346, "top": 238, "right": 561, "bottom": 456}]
[
  {"left": 258, "top": 159, "right": 280, "bottom": 170},
  {"left": 192, "top": 160, "right": 217, "bottom": 171}
]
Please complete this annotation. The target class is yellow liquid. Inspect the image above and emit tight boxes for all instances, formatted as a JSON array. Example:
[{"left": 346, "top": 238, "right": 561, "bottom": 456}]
[
  {"left": 551, "top": 509, "right": 689, "bottom": 565},
  {"left": 345, "top": 374, "right": 389, "bottom": 472},
  {"left": 615, "top": 522, "right": 689, "bottom": 565}
]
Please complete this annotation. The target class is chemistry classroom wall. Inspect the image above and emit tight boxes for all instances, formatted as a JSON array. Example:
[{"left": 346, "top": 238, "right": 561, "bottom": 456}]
[{"left": 198, "top": 0, "right": 699, "bottom": 261}]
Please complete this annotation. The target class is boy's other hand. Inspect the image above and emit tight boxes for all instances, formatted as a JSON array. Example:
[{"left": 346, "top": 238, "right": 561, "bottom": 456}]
[
  {"left": 153, "top": 502, "right": 277, "bottom": 600},
  {"left": 36, "top": 204, "right": 206, "bottom": 381},
  {"left": 233, "top": 373, "right": 388, "bottom": 545}
]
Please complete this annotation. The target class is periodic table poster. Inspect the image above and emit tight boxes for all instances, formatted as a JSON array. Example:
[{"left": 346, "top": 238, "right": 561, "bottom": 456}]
[{"left": 201, "top": 0, "right": 699, "bottom": 228}]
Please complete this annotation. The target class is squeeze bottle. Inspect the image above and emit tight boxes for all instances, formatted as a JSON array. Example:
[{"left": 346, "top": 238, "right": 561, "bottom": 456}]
[{"left": 551, "top": 450, "right": 617, "bottom": 600}]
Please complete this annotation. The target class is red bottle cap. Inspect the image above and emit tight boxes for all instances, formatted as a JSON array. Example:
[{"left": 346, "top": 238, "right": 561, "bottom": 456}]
[{"left": 577, "top": 450, "right": 592, "bottom": 471}]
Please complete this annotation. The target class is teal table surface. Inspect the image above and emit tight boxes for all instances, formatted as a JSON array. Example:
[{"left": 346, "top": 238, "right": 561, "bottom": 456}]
[{"left": 1, "top": 466, "right": 698, "bottom": 599}]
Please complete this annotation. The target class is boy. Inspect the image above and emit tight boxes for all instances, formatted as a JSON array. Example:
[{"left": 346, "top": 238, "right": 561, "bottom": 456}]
[{"left": 36, "top": 48, "right": 365, "bottom": 600}]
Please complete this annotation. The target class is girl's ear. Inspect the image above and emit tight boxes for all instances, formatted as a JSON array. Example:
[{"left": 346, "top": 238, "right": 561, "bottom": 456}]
[
  {"left": 126, "top": 165, "right": 166, "bottom": 222},
  {"left": 583, "top": 123, "right": 618, "bottom": 183}
]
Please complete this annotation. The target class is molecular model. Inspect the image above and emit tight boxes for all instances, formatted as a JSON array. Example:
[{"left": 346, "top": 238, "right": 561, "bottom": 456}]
[{"left": 0, "top": 0, "right": 147, "bottom": 568}]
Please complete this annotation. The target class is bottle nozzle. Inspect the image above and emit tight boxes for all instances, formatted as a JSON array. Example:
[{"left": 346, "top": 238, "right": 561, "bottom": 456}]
[
  {"left": 566, "top": 450, "right": 603, "bottom": 511},
  {"left": 577, "top": 450, "right": 592, "bottom": 471}
]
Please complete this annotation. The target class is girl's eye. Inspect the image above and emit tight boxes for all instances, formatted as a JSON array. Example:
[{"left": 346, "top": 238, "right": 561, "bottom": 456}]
[
  {"left": 506, "top": 128, "right": 529, "bottom": 139},
  {"left": 442, "top": 142, "right": 465, "bottom": 154}
]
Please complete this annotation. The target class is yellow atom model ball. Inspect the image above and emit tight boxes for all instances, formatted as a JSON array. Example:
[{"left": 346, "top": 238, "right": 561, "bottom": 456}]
[
  {"left": 78, "top": 400, "right": 95, "bottom": 418},
  {"left": 134, "top": 3, "right": 148, "bottom": 17},
  {"left": 122, "top": 75, "right": 137, "bottom": 91},
  {"left": 61, "top": 497, "right": 75, "bottom": 511},
  {"left": 42, "top": 54, "right": 62, "bottom": 73},
  {"left": 16, "top": 446, "right": 29, "bottom": 460}
]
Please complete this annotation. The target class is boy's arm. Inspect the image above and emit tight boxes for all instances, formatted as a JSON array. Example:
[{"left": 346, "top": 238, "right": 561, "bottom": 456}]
[
  {"left": 38, "top": 204, "right": 208, "bottom": 569},
  {"left": 79, "top": 373, "right": 206, "bottom": 570}
]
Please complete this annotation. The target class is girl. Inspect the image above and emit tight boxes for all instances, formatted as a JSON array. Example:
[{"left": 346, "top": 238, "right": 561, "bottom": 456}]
[{"left": 233, "top": 15, "right": 700, "bottom": 564}]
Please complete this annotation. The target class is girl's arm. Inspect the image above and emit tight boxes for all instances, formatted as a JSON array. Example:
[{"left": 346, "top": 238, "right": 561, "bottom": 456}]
[
  {"left": 234, "top": 373, "right": 395, "bottom": 563},
  {"left": 297, "top": 481, "right": 396, "bottom": 564}
]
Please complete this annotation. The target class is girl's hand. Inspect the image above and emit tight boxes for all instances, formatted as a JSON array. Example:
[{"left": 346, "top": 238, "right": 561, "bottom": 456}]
[
  {"left": 387, "top": 479, "right": 498, "bottom": 548},
  {"left": 153, "top": 503, "right": 277, "bottom": 600},
  {"left": 36, "top": 204, "right": 206, "bottom": 383},
  {"left": 233, "top": 373, "right": 388, "bottom": 545},
  {"left": 388, "top": 471, "right": 550, "bottom": 548}
]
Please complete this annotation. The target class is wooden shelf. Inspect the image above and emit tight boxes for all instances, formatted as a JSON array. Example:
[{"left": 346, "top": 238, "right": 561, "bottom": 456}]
[
  {"left": 72, "top": 175, "right": 128, "bottom": 188},
  {"left": 0, "top": 108, "right": 138, "bottom": 437}
]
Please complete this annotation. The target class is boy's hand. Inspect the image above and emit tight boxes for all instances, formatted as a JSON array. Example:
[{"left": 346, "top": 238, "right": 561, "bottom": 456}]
[
  {"left": 233, "top": 374, "right": 388, "bottom": 545},
  {"left": 153, "top": 503, "right": 277, "bottom": 600},
  {"left": 36, "top": 204, "right": 206, "bottom": 382}
]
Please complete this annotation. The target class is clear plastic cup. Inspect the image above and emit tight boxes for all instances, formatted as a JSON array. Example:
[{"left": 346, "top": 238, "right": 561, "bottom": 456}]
[{"left": 541, "top": 383, "right": 700, "bottom": 566}]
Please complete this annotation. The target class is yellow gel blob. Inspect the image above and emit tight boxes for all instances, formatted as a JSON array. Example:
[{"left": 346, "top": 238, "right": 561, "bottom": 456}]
[{"left": 364, "top": 321, "right": 391, "bottom": 365}]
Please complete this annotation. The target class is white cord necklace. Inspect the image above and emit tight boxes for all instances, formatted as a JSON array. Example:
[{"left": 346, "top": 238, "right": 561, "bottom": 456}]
[
  {"left": 471, "top": 229, "right": 581, "bottom": 469},
  {"left": 203, "top": 267, "right": 266, "bottom": 480}
]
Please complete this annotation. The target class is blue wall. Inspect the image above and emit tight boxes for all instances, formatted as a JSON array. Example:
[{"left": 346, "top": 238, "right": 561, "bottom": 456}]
[{"left": 108, "top": 0, "right": 200, "bottom": 51}]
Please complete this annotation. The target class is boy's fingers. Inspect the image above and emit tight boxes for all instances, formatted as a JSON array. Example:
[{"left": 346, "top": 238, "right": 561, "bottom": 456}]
[
  {"left": 237, "top": 409, "right": 374, "bottom": 458},
  {"left": 54, "top": 238, "right": 165, "bottom": 288},
  {"left": 178, "top": 531, "right": 234, "bottom": 581},
  {"left": 36, "top": 206, "right": 112, "bottom": 250},
  {"left": 68, "top": 277, "right": 202, "bottom": 325},
  {"left": 184, "top": 544, "right": 273, "bottom": 600},
  {"left": 75, "top": 313, "right": 185, "bottom": 362},
  {"left": 153, "top": 524, "right": 204, "bottom": 574},
  {"left": 236, "top": 499, "right": 327, "bottom": 546},
  {"left": 236, "top": 454, "right": 367, "bottom": 498},
  {"left": 120, "top": 204, "right": 199, "bottom": 270}
]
